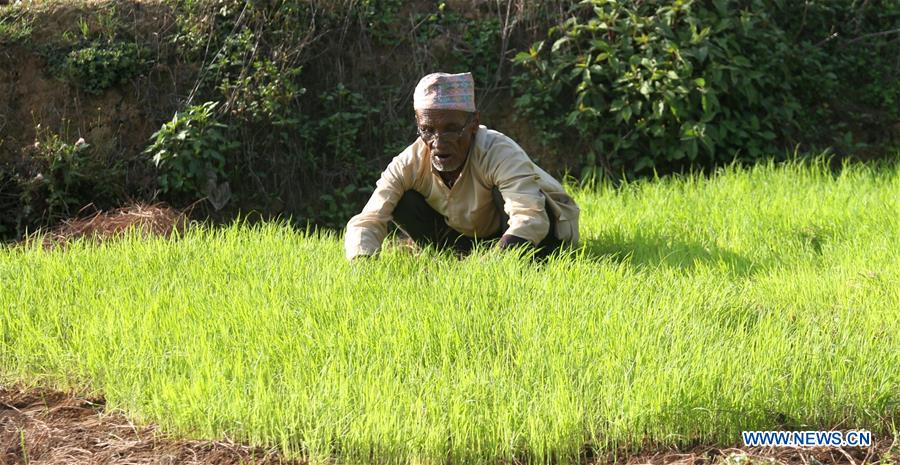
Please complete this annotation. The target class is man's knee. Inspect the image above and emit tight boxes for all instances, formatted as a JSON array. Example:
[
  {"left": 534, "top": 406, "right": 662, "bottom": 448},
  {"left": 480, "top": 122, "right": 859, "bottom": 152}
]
[
  {"left": 392, "top": 190, "right": 450, "bottom": 245},
  {"left": 395, "top": 189, "right": 428, "bottom": 210},
  {"left": 395, "top": 190, "right": 448, "bottom": 229}
]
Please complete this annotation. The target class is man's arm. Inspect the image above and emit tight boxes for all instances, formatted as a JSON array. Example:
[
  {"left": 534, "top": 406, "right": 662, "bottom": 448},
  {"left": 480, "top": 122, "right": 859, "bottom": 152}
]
[
  {"left": 344, "top": 150, "right": 414, "bottom": 260},
  {"left": 488, "top": 143, "right": 551, "bottom": 247}
]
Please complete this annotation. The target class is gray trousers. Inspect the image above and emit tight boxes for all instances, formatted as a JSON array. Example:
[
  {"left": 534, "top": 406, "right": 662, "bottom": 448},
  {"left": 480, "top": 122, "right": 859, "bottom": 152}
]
[{"left": 392, "top": 187, "right": 562, "bottom": 257}]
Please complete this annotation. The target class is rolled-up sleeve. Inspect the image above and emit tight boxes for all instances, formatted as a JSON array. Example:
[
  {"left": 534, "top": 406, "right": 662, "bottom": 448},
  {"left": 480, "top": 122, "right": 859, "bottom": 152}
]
[
  {"left": 344, "top": 150, "right": 414, "bottom": 260},
  {"left": 489, "top": 145, "right": 550, "bottom": 245}
]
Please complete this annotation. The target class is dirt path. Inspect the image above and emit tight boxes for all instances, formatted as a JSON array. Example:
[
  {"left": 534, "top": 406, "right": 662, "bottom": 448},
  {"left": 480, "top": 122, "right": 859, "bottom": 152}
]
[
  {"left": 0, "top": 385, "right": 893, "bottom": 465},
  {"left": 0, "top": 386, "right": 296, "bottom": 464}
]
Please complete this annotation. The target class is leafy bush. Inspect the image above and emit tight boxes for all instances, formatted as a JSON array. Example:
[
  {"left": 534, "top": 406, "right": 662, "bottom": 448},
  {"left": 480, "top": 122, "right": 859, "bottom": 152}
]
[
  {"left": 768, "top": 0, "right": 900, "bottom": 153},
  {"left": 300, "top": 84, "right": 378, "bottom": 226},
  {"left": 14, "top": 126, "right": 124, "bottom": 231},
  {"left": 146, "top": 101, "right": 238, "bottom": 206},
  {"left": 315, "top": 84, "right": 379, "bottom": 171},
  {"left": 163, "top": 1, "right": 396, "bottom": 225},
  {"left": 55, "top": 41, "right": 149, "bottom": 94},
  {"left": 413, "top": 5, "right": 503, "bottom": 87},
  {"left": 514, "top": 1, "right": 794, "bottom": 178},
  {"left": 513, "top": 0, "right": 900, "bottom": 179}
]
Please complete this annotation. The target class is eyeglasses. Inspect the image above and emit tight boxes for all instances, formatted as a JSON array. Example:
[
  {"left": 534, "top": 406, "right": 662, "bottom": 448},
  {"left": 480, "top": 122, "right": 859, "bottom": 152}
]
[{"left": 417, "top": 114, "right": 474, "bottom": 143}]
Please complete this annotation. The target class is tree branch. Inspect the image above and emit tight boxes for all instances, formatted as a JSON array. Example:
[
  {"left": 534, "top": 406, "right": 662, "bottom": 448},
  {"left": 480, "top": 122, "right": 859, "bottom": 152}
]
[{"left": 844, "top": 27, "right": 900, "bottom": 44}]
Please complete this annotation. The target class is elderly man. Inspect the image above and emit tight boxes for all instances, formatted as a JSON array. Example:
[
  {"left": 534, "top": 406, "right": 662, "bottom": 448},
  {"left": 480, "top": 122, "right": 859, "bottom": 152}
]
[{"left": 344, "top": 72, "right": 580, "bottom": 260}]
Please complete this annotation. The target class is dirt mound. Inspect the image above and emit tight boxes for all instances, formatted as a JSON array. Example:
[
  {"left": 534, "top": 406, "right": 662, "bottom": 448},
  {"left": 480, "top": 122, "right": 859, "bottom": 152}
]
[
  {"left": 31, "top": 202, "right": 188, "bottom": 247},
  {"left": 1, "top": 385, "right": 894, "bottom": 465},
  {"left": 0, "top": 385, "right": 299, "bottom": 465}
]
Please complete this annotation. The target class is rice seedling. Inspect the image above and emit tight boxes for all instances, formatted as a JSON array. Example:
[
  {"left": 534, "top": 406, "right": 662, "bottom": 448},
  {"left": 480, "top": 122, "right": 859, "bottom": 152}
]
[{"left": 1, "top": 159, "right": 897, "bottom": 464}]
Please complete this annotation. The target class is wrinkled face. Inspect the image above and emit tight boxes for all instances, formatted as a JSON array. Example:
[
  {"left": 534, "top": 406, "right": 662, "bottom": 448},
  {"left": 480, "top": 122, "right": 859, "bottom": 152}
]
[{"left": 416, "top": 109, "right": 479, "bottom": 173}]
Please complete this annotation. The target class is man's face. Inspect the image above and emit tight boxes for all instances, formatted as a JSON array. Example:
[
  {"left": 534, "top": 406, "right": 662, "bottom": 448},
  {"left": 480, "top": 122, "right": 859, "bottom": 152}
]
[{"left": 416, "top": 109, "right": 479, "bottom": 173}]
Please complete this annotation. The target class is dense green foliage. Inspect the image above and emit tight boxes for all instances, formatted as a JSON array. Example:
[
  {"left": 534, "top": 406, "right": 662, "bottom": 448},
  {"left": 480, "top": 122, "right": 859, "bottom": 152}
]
[
  {"left": 53, "top": 40, "right": 149, "bottom": 94},
  {"left": 513, "top": 0, "right": 900, "bottom": 178},
  {"left": 1, "top": 127, "right": 123, "bottom": 236},
  {"left": 2, "top": 161, "right": 898, "bottom": 464},
  {"left": 146, "top": 101, "right": 236, "bottom": 205},
  {"left": 158, "top": 1, "right": 376, "bottom": 225}
]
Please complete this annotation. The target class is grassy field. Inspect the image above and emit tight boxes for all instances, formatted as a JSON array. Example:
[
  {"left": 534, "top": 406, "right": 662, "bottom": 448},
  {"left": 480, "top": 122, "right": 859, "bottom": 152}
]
[{"left": 1, "top": 160, "right": 898, "bottom": 464}]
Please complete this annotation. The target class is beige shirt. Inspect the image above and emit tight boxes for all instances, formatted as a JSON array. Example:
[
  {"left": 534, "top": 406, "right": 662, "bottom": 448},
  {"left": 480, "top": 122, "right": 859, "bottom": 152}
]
[{"left": 344, "top": 125, "right": 580, "bottom": 260}]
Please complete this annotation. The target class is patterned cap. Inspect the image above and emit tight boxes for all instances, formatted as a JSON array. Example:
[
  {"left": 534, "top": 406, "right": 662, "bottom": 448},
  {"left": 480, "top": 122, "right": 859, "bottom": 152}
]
[{"left": 413, "top": 72, "right": 476, "bottom": 112}]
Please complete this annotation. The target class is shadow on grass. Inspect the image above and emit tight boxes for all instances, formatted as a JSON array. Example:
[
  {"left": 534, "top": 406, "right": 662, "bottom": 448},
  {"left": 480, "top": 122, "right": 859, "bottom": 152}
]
[{"left": 579, "top": 230, "right": 764, "bottom": 277}]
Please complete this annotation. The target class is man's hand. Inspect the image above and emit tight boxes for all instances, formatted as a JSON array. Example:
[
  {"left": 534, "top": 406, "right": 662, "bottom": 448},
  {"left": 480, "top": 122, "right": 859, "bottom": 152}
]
[{"left": 497, "top": 234, "right": 531, "bottom": 250}]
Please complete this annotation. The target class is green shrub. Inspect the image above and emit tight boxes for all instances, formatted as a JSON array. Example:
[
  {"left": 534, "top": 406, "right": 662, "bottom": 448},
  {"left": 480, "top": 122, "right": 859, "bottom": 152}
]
[
  {"left": 146, "top": 101, "right": 238, "bottom": 204},
  {"left": 513, "top": 0, "right": 900, "bottom": 179},
  {"left": 413, "top": 4, "right": 503, "bottom": 87},
  {"left": 298, "top": 84, "right": 379, "bottom": 227},
  {"left": 768, "top": 0, "right": 900, "bottom": 152},
  {"left": 55, "top": 41, "right": 149, "bottom": 94},
  {"left": 15, "top": 126, "right": 124, "bottom": 230},
  {"left": 514, "top": 0, "right": 799, "bottom": 178},
  {"left": 29, "top": 134, "right": 92, "bottom": 220}
]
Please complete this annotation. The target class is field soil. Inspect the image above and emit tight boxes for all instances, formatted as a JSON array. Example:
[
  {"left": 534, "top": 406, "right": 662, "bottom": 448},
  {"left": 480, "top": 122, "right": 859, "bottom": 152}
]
[
  {"left": 0, "top": 385, "right": 297, "bottom": 465},
  {"left": 1, "top": 386, "right": 893, "bottom": 465}
]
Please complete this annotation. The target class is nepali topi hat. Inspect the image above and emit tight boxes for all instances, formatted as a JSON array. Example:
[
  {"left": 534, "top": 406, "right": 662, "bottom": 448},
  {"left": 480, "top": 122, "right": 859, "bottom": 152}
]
[{"left": 413, "top": 72, "right": 476, "bottom": 112}]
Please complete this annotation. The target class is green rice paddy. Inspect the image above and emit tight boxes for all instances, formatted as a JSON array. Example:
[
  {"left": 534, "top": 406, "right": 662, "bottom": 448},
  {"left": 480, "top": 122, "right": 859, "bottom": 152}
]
[{"left": 1, "top": 159, "right": 898, "bottom": 464}]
